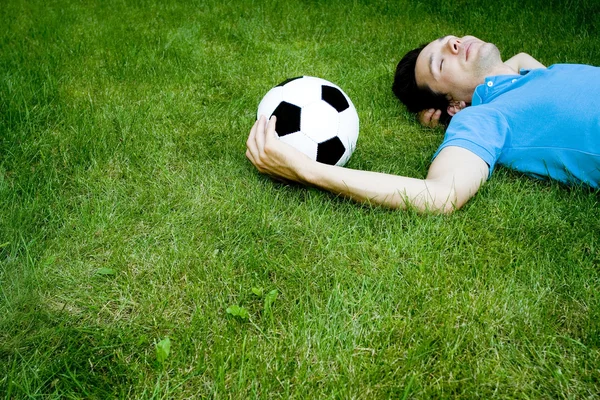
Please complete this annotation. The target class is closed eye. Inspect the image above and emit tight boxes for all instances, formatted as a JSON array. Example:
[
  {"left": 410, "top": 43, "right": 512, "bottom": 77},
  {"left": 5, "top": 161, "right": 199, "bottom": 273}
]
[{"left": 440, "top": 59, "right": 444, "bottom": 72}]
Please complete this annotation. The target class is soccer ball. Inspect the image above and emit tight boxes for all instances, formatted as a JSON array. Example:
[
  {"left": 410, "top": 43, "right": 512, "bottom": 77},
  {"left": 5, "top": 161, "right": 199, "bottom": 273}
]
[{"left": 256, "top": 76, "right": 359, "bottom": 166}]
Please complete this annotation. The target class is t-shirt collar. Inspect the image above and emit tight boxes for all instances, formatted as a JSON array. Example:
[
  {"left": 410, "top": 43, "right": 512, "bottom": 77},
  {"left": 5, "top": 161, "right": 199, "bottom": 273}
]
[{"left": 472, "top": 72, "right": 524, "bottom": 106}]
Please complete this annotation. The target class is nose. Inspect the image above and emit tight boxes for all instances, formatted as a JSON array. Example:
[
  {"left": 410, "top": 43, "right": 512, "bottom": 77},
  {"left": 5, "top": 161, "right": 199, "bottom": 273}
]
[{"left": 447, "top": 37, "right": 460, "bottom": 54}]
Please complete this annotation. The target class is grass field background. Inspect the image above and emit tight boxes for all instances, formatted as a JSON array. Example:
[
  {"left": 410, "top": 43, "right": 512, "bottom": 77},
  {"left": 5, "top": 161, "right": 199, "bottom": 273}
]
[{"left": 1, "top": 0, "right": 599, "bottom": 398}]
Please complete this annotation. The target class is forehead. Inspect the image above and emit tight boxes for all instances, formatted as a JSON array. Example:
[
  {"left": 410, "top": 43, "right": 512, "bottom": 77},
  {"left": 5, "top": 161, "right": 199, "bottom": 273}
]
[
  {"left": 417, "top": 35, "right": 448, "bottom": 65},
  {"left": 414, "top": 36, "right": 454, "bottom": 87},
  {"left": 415, "top": 39, "right": 439, "bottom": 87}
]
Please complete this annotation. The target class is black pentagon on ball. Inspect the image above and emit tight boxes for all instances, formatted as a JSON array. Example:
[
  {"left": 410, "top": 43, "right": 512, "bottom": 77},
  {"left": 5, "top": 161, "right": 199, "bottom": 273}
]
[
  {"left": 271, "top": 101, "right": 301, "bottom": 137},
  {"left": 316, "top": 136, "right": 346, "bottom": 165},
  {"left": 321, "top": 85, "right": 349, "bottom": 112}
]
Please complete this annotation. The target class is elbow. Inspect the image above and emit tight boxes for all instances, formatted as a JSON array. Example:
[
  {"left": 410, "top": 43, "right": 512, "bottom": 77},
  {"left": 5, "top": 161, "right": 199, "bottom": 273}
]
[
  {"left": 442, "top": 202, "right": 463, "bottom": 215},
  {"left": 431, "top": 198, "right": 459, "bottom": 215},
  {"left": 436, "top": 202, "right": 458, "bottom": 215},
  {"left": 426, "top": 183, "right": 463, "bottom": 215},
  {"left": 440, "top": 185, "right": 461, "bottom": 214}
]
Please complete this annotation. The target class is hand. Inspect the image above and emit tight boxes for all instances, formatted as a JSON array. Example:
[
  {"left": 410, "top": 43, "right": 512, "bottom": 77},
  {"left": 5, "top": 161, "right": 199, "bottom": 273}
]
[
  {"left": 418, "top": 108, "right": 442, "bottom": 128},
  {"left": 246, "top": 115, "right": 311, "bottom": 183}
]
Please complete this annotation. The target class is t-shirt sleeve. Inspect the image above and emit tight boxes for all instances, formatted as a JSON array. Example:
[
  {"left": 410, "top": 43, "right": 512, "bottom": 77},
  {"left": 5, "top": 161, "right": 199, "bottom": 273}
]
[{"left": 432, "top": 106, "right": 509, "bottom": 178}]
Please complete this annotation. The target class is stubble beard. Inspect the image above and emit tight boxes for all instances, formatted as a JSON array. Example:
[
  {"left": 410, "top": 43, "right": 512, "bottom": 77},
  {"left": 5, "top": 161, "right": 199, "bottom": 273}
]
[{"left": 473, "top": 42, "right": 503, "bottom": 79}]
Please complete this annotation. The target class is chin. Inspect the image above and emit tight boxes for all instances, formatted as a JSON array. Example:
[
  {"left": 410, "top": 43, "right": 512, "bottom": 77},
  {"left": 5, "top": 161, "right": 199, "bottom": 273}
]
[
  {"left": 480, "top": 43, "right": 501, "bottom": 59},
  {"left": 476, "top": 43, "right": 502, "bottom": 69}
]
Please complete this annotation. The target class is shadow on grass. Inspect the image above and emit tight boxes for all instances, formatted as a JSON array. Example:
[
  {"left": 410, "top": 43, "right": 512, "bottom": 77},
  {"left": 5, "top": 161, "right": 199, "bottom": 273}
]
[{"left": 0, "top": 299, "right": 148, "bottom": 398}]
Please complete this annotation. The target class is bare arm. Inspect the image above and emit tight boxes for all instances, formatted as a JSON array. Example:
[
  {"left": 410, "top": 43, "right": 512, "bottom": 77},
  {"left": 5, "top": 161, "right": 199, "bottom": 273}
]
[
  {"left": 246, "top": 116, "right": 489, "bottom": 214},
  {"left": 503, "top": 52, "right": 546, "bottom": 72}
]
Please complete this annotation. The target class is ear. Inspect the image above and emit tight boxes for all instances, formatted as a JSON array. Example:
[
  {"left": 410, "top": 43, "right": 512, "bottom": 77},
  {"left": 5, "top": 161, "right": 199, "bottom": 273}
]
[{"left": 447, "top": 101, "right": 467, "bottom": 116}]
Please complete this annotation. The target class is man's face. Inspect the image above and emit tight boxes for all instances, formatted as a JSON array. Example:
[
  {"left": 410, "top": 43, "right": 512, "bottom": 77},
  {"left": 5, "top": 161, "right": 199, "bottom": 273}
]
[{"left": 415, "top": 35, "right": 503, "bottom": 103}]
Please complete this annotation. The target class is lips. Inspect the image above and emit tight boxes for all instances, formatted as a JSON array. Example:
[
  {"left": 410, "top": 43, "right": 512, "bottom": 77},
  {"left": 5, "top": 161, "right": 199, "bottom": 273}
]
[{"left": 465, "top": 43, "right": 471, "bottom": 61}]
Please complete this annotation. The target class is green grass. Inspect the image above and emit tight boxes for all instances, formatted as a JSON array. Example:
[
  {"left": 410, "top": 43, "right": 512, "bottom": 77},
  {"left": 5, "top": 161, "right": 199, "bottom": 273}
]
[{"left": 1, "top": 0, "right": 599, "bottom": 398}]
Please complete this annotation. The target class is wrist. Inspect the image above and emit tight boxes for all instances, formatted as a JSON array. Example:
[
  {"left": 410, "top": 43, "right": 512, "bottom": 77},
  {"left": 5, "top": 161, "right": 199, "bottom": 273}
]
[{"left": 295, "top": 158, "right": 322, "bottom": 186}]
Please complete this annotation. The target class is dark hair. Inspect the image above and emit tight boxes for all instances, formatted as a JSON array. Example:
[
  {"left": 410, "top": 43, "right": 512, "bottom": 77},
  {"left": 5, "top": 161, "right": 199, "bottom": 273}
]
[{"left": 392, "top": 45, "right": 452, "bottom": 125}]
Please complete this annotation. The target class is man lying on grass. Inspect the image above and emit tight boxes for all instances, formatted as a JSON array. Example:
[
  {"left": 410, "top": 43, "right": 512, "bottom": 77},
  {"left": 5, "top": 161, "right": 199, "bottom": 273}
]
[{"left": 246, "top": 35, "right": 600, "bottom": 214}]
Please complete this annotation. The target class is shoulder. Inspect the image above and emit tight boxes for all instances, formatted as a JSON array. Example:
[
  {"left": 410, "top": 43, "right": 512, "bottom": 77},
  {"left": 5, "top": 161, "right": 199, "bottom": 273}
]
[
  {"left": 450, "top": 105, "right": 509, "bottom": 132},
  {"left": 545, "top": 64, "right": 600, "bottom": 75},
  {"left": 435, "top": 105, "right": 510, "bottom": 174}
]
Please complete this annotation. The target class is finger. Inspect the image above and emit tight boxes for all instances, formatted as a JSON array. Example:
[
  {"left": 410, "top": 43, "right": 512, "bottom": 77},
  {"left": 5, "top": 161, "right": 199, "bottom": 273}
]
[
  {"left": 423, "top": 109, "right": 435, "bottom": 123},
  {"left": 265, "top": 115, "right": 278, "bottom": 141},
  {"left": 246, "top": 148, "right": 263, "bottom": 172},
  {"left": 246, "top": 119, "right": 261, "bottom": 164},
  {"left": 247, "top": 118, "right": 259, "bottom": 150},
  {"left": 246, "top": 148, "right": 256, "bottom": 164},
  {"left": 428, "top": 110, "right": 441, "bottom": 127},
  {"left": 254, "top": 115, "right": 267, "bottom": 152}
]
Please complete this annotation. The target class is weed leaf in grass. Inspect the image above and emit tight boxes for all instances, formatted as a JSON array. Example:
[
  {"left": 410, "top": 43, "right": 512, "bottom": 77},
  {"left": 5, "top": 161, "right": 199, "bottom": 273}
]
[
  {"left": 251, "top": 287, "right": 264, "bottom": 297},
  {"left": 264, "top": 289, "right": 278, "bottom": 318},
  {"left": 43, "top": 256, "right": 56, "bottom": 265},
  {"left": 95, "top": 267, "right": 116, "bottom": 276},
  {"left": 226, "top": 305, "right": 249, "bottom": 320},
  {"left": 156, "top": 337, "right": 171, "bottom": 364}
]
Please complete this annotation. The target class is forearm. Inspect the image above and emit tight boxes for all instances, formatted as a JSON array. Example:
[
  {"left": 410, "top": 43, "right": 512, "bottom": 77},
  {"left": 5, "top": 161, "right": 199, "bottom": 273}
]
[
  {"left": 300, "top": 162, "right": 456, "bottom": 213},
  {"left": 247, "top": 117, "right": 484, "bottom": 214}
]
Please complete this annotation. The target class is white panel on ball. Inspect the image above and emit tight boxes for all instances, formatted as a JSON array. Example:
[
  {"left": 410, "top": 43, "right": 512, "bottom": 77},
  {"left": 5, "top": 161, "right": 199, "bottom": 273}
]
[
  {"left": 279, "top": 132, "right": 318, "bottom": 160},
  {"left": 282, "top": 78, "right": 321, "bottom": 108},
  {"left": 300, "top": 102, "right": 340, "bottom": 143},
  {"left": 337, "top": 108, "right": 360, "bottom": 150},
  {"left": 256, "top": 86, "right": 284, "bottom": 119}
]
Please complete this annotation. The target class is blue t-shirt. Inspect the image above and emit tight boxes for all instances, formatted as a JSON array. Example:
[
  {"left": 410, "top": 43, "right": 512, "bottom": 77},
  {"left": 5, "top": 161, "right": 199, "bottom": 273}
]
[{"left": 433, "top": 64, "right": 600, "bottom": 187}]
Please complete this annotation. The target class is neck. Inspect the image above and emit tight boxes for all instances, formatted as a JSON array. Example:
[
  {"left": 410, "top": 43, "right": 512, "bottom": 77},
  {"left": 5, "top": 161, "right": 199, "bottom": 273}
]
[
  {"left": 457, "top": 63, "right": 519, "bottom": 103},
  {"left": 487, "top": 63, "right": 519, "bottom": 77},
  {"left": 462, "top": 64, "right": 519, "bottom": 102}
]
